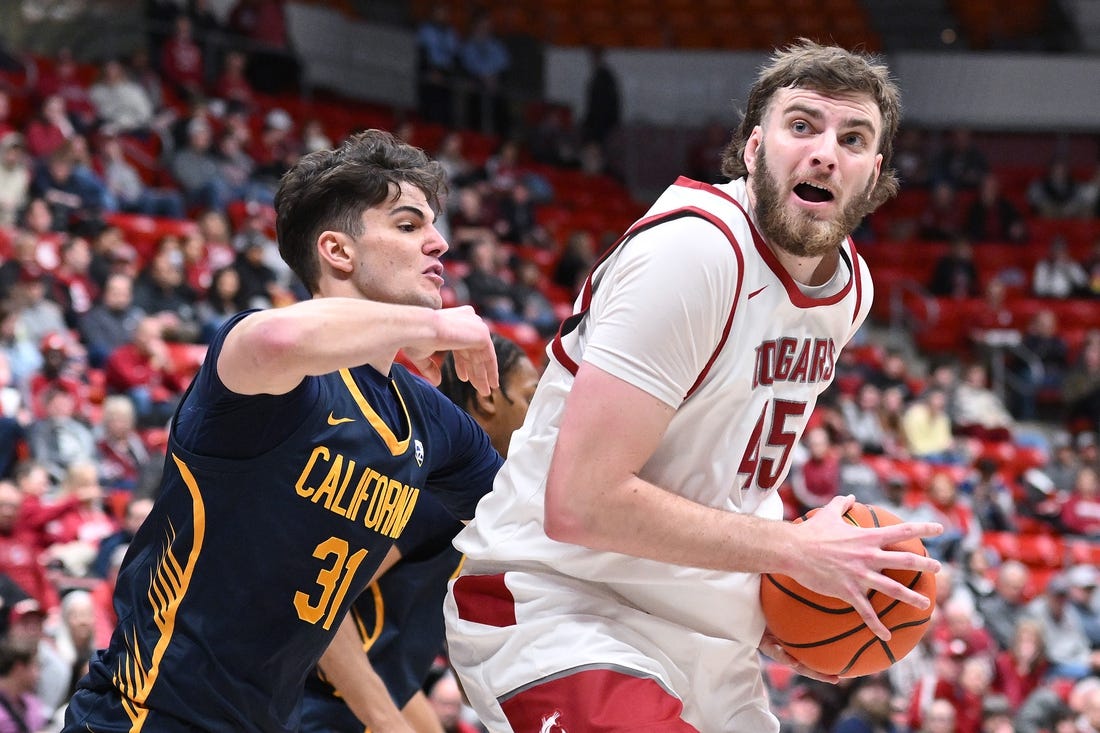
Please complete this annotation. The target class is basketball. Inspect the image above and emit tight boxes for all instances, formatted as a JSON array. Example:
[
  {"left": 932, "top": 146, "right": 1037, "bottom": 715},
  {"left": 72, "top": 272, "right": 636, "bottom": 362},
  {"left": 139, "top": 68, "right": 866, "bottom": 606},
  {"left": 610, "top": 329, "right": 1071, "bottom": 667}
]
[{"left": 759, "top": 502, "right": 936, "bottom": 678}]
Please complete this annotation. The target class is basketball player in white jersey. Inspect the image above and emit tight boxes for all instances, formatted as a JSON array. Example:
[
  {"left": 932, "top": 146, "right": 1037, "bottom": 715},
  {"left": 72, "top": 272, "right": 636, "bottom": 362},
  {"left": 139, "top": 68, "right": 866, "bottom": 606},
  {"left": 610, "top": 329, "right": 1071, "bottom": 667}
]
[{"left": 443, "top": 40, "right": 944, "bottom": 732}]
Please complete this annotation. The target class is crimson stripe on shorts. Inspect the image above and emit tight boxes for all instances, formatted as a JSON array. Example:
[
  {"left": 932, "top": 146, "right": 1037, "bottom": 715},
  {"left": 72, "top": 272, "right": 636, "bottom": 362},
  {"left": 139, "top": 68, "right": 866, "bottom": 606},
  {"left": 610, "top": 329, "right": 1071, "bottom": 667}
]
[
  {"left": 452, "top": 573, "right": 516, "bottom": 628},
  {"left": 500, "top": 666, "right": 699, "bottom": 732}
]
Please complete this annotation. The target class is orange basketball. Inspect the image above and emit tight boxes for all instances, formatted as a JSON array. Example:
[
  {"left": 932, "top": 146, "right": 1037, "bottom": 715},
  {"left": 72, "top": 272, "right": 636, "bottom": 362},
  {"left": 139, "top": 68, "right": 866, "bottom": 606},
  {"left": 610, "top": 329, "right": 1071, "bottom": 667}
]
[{"left": 760, "top": 502, "right": 936, "bottom": 678}]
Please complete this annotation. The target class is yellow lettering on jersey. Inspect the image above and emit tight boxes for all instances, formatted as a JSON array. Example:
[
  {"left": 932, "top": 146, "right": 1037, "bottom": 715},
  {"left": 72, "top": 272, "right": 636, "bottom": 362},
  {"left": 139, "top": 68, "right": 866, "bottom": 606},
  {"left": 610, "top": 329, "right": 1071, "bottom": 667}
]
[
  {"left": 295, "top": 446, "right": 329, "bottom": 497},
  {"left": 293, "top": 448, "right": 423, "bottom": 539}
]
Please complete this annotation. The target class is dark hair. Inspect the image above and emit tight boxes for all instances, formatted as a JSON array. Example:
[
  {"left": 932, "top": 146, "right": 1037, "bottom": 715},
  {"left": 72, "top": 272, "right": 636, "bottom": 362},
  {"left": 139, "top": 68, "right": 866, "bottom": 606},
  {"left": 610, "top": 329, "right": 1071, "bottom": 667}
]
[
  {"left": 0, "top": 639, "right": 35, "bottom": 675},
  {"left": 274, "top": 129, "right": 447, "bottom": 294},
  {"left": 438, "top": 333, "right": 526, "bottom": 411},
  {"left": 720, "top": 39, "right": 901, "bottom": 210}
]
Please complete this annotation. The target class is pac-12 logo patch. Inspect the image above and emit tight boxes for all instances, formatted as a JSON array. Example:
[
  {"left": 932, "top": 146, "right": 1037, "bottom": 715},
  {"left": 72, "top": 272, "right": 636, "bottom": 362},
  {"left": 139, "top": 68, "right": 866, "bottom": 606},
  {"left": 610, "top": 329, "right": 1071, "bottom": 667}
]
[{"left": 414, "top": 439, "right": 424, "bottom": 467}]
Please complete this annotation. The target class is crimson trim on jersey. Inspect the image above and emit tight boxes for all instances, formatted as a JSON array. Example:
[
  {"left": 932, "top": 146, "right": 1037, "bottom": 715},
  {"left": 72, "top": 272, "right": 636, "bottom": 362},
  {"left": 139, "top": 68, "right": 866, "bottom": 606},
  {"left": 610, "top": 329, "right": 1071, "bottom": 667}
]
[
  {"left": 550, "top": 192, "right": 746, "bottom": 400},
  {"left": 452, "top": 573, "right": 516, "bottom": 628},
  {"left": 677, "top": 177, "right": 862, "bottom": 311}
]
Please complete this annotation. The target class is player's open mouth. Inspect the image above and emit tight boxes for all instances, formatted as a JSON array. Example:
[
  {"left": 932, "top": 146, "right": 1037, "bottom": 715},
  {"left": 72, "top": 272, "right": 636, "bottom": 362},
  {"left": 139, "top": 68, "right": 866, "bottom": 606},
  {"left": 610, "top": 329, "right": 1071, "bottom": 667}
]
[{"left": 793, "top": 182, "right": 835, "bottom": 203}]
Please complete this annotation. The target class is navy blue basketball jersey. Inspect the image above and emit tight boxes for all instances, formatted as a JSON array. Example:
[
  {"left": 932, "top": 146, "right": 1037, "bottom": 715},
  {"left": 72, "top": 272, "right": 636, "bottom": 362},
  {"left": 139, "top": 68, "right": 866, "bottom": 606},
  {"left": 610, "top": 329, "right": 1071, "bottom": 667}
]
[
  {"left": 300, "top": 495, "right": 463, "bottom": 732},
  {"left": 64, "top": 312, "right": 501, "bottom": 733}
]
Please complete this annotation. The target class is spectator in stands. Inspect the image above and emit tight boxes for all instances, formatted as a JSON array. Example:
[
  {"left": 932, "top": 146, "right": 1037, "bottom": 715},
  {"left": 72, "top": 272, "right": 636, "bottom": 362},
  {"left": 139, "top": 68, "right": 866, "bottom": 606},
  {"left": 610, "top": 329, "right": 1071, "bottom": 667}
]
[
  {"left": 9, "top": 270, "right": 67, "bottom": 355},
  {"left": 459, "top": 9, "right": 511, "bottom": 137},
  {"left": 1027, "top": 158, "right": 1087, "bottom": 219},
  {"left": 78, "top": 272, "right": 143, "bottom": 368},
  {"left": 1010, "top": 308, "right": 1070, "bottom": 420},
  {"left": 832, "top": 673, "right": 897, "bottom": 733},
  {"left": 1059, "top": 465, "right": 1100, "bottom": 538},
  {"left": 510, "top": 257, "right": 559, "bottom": 338},
  {"left": 6, "top": 598, "right": 68, "bottom": 727},
  {"left": 97, "top": 134, "right": 185, "bottom": 218},
  {"left": 43, "top": 461, "right": 116, "bottom": 579},
  {"left": 126, "top": 47, "right": 167, "bottom": 117},
  {"left": 969, "top": 278, "right": 1019, "bottom": 351},
  {"left": 777, "top": 684, "right": 828, "bottom": 733},
  {"left": 1064, "top": 564, "right": 1100, "bottom": 649},
  {"left": 580, "top": 46, "right": 621, "bottom": 149},
  {"left": 1025, "top": 571, "right": 1100, "bottom": 680},
  {"left": 992, "top": 617, "right": 1050, "bottom": 712},
  {"left": 132, "top": 243, "right": 201, "bottom": 339},
  {"left": 211, "top": 49, "right": 255, "bottom": 110},
  {"left": 26, "top": 94, "right": 76, "bottom": 163},
  {"left": 952, "top": 362, "right": 1014, "bottom": 442},
  {"left": 159, "top": 14, "right": 205, "bottom": 101},
  {"left": 931, "top": 595, "right": 998, "bottom": 662},
  {"left": 893, "top": 127, "right": 931, "bottom": 188},
  {"left": 0, "top": 350, "right": 28, "bottom": 424},
  {"left": 170, "top": 117, "right": 232, "bottom": 213},
  {"left": 0, "top": 639, "right": 50, "bottom": 733},
  {"left": 299, "top": 118, "right": 332, "bottom": 156},
  {"left": 918, "top": 180, "right": 965, "bottom": 242},
  {"left": 1043, "top": 431, "right": 1082, "bottom": 494},
  {"left": 226, "top": 0, "right": 300, "bottom": 94},
  {"left": 928, "top": 236, "right": 981, "bottom": 298},
  {"left": 0, "top": 302, "right": 42, "bottom": 392},
  {"left": 415, "top": 3, "right": 461, "bottom": 126},
  {"left": 427, "top": 671, "right": 481, "bottom": 733},
  {"left": 217, "top": 129, "right": 276, "bottom": 206},
  {"left": 1014, "top": 671, "right": 1097, "bottom": 733},
  {"left": 497, "top": 180, "right": 538, "bottom": 244},
  {"left": 1064, "top": 335, "right": 1100, "bottom": 435},
  {"left": 194, "top": 209, "right": 236, "bottom": 273},
  {"left": 90, "top": 495, "right": 152, "bottom": 580},
  {"left": 448, "top": 185, "right": 500, "bottom": 258},
  {"left": 932, "top": 128, "right": 988, "bottom": 190},
  {"left": 26, "top": 385, "right": 96, "bottom": 484},
  {"left": 434, "top": 131, "right": 477, "bottom": 188},
  {"left": 965, "top": 173, "right": 1027, "bottom": 243},
  {"left": 251, "top": 108, "right": 300, "bottom": 194},
  {"left": 85, "top": 222, "right": 138, "bottom": 290},
  {"left": 917, "top": 697, "right": 957, "bottom": 733},
  {"left": 463, "top": 236, "right": 521, "bottom": 324},
  {"left": 901, "top": 387, "right": 959, "bottom": 464},
  {"left": 918, "top": 471, "right": 981, "bottom": 563},
  {"left": 963, "top": 456, "right": 1018, "bottom": 532},
  {"left": 44, "top": 589, "right": 97, "bottom": 707},
  {"left": 232, "top": 236, "right": 280, "bottom": 310},
  {"left": 51, "top": 236, "right": 98, "bottom": 329},
  {"left": 26, "top": 332, "right": 88, "bottom": 424},
  {"left": 789, "top": 426, "right": 840, "bottom": 514},
  {"left": 31, "top": 145, "right": 111, "bottom": 232},
  {"left": 837, "top": 433, "right": 885, "bottom": 506},
  {"left": 88, "top": 58, "right": 155, "bottom": 137},
  {"left": 0, "top": 131, "right": 31, "bottom": 227},
  {"left": 94, "top": 394, "right": 152, "bottom": 493},
  {"left": 552, "top": 228, "right": 596, "bottom": 298},
  {"left": 104, "top": 315, "right": 188, "bottom": 428},
  {"left": 0, "top": 480, "right": 60, "bottom": 614},
  {"left": 1033, "top": 235, "right": 1088, "bottom": 298},
  {"left": 35, "top": 48, "right": 97, "bottom": 134}
]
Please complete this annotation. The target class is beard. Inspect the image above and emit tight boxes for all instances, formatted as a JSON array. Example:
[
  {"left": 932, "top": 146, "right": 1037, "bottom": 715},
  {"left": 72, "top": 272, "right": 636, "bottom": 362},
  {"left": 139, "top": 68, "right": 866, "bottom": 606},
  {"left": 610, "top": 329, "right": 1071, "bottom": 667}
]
[{"left": 750, "top": 144, "right": 876, "bottom": 258}]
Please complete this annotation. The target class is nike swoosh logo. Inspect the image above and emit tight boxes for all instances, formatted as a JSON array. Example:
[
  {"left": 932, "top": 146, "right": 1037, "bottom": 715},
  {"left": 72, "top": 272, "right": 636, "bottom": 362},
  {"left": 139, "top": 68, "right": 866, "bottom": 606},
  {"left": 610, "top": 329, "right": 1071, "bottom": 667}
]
[
  {"left": 327, "top": 412, "right": 355, "bottom": 425},
  {"left": 748, "top": 285, "right": 768, "bottom": 299}
]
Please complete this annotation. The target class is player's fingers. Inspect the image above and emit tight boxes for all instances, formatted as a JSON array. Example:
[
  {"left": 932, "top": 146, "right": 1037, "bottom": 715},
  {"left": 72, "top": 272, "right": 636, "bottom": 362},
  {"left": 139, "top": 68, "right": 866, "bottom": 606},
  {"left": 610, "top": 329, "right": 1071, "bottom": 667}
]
[
  {"left": 872, "top": 521, "right": 945, "bottom": 545},
  {"left": 850, "top": 593, "right": 892, "bottom": 641},
  {"left": 876, "top": 548, "right": 941, "bottom": 576},
  {"left": 865, "top": 570, "right": 934, "bottom": 612},
  {"left": 415, "top": 356, "right": 442, "bottom": 386},
  {"left": 823, "top": 494, "right": 857, "bottom": 516}
]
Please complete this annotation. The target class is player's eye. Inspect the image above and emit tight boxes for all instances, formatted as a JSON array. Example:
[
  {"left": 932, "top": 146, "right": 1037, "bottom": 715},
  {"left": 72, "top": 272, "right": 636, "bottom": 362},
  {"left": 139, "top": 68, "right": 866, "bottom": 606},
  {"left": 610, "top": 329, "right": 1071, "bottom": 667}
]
[{"left": 791, "top": 120, "right": 811, "bottom": 134}]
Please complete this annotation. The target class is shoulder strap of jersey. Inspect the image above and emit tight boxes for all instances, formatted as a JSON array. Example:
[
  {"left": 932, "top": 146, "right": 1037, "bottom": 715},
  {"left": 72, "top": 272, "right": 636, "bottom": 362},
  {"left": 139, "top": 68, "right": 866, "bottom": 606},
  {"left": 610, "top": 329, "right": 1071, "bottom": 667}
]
[{"left": 551, "top": 182, "right": 749, "bottom": 400}]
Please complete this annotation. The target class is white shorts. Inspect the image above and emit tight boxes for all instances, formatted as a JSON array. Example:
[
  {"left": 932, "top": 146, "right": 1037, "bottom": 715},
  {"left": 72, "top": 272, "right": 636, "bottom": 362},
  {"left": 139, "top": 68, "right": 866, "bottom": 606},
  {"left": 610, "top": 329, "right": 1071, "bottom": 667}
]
[{"left": 443, "top": 566, "right": 779, "bottom": 733}]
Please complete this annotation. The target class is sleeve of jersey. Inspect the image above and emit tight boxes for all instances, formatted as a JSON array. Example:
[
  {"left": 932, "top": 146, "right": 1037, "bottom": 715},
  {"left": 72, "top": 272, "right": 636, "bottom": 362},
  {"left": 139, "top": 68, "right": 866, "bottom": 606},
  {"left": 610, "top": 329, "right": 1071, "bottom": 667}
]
[
  {"left": 421, "top": 391, "right": 504, "bottom": 521},
  {"left": 581, "top": 216, "right": 742, "bottom": 409}
]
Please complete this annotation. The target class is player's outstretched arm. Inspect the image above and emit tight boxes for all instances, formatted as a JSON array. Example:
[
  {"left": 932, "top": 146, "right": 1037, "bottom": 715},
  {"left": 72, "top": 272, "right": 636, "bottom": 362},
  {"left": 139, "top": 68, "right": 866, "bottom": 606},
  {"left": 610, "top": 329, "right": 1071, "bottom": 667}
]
[
  {"left": 319, "top": 614, "right": 416, "bottom": 733},
  {"left": 217, "top": 299, "right": 497, "bottom": 396},
  {"left": 544, "top": 362, "right": 941, "bottom": 641}
]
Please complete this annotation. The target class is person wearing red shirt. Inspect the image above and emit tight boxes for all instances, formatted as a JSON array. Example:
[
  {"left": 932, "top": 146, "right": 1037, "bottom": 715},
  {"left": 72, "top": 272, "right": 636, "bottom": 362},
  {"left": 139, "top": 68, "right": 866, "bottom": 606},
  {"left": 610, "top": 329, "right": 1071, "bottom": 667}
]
[
  {"left": 25, "top": 95, "right": 75, "bottom": 162},
  {"left": 1060, "top": 465, "right": 1100, "bottom": 537},
  {"left": 103, "top": 315, "right": 188, "bottom": 428},
  {"left": 992, "top": 617, "right": 1050, "bottom": 712},
  {"left": 0, "top": 480, "right": 60, "bottom": 614},
  {"left": 159, "top": 15, "right": 204, "bottom": 101}
]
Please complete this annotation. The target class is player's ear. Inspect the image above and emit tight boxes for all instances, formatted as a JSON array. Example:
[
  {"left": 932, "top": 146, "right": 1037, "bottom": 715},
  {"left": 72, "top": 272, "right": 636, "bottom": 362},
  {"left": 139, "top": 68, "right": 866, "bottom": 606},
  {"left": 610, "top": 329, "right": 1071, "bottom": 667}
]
[
  {"left": 472, "top": 389, "right": 496, "bottom": 418},
  {"left": 744, "top": 126, "right": 763, "bottom": 175},
  {"left": 317, "top": 231, "right": 354, "bottom": 275}
]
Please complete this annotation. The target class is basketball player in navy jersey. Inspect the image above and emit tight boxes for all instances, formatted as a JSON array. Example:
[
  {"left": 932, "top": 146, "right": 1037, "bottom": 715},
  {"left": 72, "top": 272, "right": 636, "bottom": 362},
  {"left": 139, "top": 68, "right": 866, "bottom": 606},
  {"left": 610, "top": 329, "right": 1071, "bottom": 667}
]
[
  {"left": 444, "top": 41, "right": 945, "bottom": 732},
  {"left": 300, "top": 333, "right": 539, "bottom": 732},
  {"left": 63, "top": 130, "right": 502, "bottom": 733}
]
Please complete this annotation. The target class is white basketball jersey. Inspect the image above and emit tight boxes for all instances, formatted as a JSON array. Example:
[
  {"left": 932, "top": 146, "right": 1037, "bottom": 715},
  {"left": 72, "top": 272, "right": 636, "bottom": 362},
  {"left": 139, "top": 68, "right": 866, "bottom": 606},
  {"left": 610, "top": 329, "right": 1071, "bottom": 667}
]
[{"left": 454, "top": 177, "right": 874, "bottom": 643}]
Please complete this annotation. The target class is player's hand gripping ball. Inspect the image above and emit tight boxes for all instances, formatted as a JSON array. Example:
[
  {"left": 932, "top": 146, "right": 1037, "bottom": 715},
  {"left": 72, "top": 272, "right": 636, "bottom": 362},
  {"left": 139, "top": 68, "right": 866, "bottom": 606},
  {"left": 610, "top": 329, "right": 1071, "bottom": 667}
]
[{"left": 759, "top": 502, "right": 936, "bottom": 677}]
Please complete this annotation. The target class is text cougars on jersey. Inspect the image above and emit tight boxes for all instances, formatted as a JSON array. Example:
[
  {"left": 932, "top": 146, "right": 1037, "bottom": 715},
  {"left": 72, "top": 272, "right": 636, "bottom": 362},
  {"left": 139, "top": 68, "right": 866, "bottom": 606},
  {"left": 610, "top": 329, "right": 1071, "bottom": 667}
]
[
  {"left": 294, "top": 446, "right": 419, "bottom": 539},
  {"left": 752, "top": 337, "right": 836, "bottom": 388}
]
